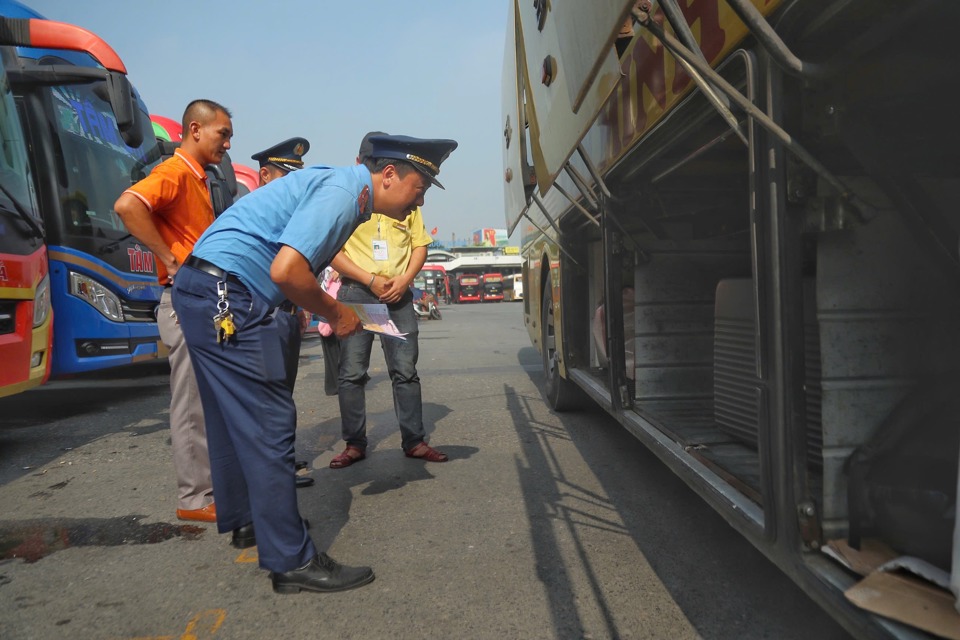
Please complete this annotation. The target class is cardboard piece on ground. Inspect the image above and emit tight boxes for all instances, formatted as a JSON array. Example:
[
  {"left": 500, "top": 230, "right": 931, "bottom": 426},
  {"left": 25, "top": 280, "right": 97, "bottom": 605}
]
[
  {"left": 879, "top": 556, "right": 951, "bottom": 590},
  {"left": 824, "top": 538, "right": 899, "bottom": 577},
  {"left": 845, "top": 570, "right": 960, "bottom": 640}
]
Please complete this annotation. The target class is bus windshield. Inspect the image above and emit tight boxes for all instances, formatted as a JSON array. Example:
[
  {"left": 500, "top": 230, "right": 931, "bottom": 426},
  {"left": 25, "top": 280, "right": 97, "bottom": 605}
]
[
  {"left": 41, "top": 82, "right": 159, "bottom": 259},
  {"left": 0, "top": 57, "right": 40, "bottom": 252}
]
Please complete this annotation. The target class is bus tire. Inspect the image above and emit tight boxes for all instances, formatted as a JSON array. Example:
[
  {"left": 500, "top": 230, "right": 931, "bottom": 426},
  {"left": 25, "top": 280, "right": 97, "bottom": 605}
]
[{"left": 540, "top": 281, "right": 584, "bottom": 411}]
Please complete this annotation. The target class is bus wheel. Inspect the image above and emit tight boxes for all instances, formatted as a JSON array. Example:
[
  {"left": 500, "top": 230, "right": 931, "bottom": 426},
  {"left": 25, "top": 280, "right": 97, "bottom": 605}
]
[{"left": 540, "top": 281, "right": 583, "bottom": 411}]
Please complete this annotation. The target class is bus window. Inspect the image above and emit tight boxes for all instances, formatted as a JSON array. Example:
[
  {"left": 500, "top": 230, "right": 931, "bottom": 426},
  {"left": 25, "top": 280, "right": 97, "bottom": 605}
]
[{"left": 46, "top": 83, "right": 160, "bottom": 248}]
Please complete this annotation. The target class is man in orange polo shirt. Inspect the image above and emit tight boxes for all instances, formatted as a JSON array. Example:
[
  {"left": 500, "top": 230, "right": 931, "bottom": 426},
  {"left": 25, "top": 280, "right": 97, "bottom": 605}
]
[{"left": 114, "top": 99, "right": 233, "bottom": 523}]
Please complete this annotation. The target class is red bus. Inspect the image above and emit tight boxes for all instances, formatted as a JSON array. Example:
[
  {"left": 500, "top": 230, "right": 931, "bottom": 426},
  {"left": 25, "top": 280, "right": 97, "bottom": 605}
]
[
  {"left": 455, "top": 273, "right": 481, "bottom": 303},
  {"left": 418, "top": 264, "right": 450, "bottom": 303},
  {"left": 481, "top": 273, "right": 504, "bottom": 302},
  {"left": 0, "top": 50, "right": 51, "bottom": 396},
  {"left": 233, "top": 164, "right": 259, "bottom": 198},
  {"left": 0, "top": 16, "right": 53, "bottom": 397}
]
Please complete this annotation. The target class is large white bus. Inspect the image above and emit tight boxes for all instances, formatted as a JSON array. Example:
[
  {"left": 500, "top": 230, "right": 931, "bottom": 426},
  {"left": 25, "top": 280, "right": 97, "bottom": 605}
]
[
  {"left": 503, "top": 273, "right": 523, "bottom": 302},
  {"left": 502, "top": 1, "right": 959, "bottom": 637}
]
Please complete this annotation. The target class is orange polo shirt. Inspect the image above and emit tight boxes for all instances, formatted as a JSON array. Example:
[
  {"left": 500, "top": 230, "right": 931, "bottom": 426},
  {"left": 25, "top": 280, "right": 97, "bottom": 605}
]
[{"left": 123, "top": 149, "right": 214, "bottom": 284}]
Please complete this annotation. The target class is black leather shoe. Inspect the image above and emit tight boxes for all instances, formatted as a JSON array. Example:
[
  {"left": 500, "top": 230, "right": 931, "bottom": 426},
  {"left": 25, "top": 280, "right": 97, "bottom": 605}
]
[
  {"left": 231, "top": 523, "right": 256, "bottom": 549},
  {"left": 295, "top": 475, "right": 315, "bottom": 488},
  {"left": 271, "top": 553, "right": 374, "bottom": 594}
]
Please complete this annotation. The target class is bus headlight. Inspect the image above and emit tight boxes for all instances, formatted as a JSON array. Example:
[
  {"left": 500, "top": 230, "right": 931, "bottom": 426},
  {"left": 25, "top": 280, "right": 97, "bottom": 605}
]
[
  {"left": 33, "top": 274, "right": 51, "bottom": 327},
  {"left": 69, "top": 272, "right": 124, "bottom": 322}
]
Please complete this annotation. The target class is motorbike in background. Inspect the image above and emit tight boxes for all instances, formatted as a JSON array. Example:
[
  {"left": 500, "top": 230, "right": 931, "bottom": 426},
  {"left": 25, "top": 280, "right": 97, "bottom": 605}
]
[{"left": 412, "top": 288, "right": 442, "bottom": 320}]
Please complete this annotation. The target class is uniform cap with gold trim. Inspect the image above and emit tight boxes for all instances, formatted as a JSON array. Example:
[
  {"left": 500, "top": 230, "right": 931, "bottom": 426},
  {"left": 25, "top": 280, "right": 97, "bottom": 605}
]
[
  {"left": 361, "top": 133, "right": 457, "bottom": 189},
  {"left": 251, "top": 137, "right": 310, "bottom": 173}
]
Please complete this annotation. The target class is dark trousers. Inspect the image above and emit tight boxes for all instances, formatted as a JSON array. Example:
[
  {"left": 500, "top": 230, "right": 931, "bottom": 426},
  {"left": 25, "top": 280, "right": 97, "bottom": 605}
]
[
  {"left": 172, "top": 265, "right": 315, "bottom": 573},
  {"left": 336, "top": 282, "right": 424, "bottom": 451},
  {"left": 320, "top": 333, "right": 340, "bottom": 396}
]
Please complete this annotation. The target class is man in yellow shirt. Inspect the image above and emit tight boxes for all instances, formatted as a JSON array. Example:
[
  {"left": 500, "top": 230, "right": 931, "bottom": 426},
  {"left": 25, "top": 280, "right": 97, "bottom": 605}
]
[{"left": 329, "top": 132, "right": 454, "bottom": 468}]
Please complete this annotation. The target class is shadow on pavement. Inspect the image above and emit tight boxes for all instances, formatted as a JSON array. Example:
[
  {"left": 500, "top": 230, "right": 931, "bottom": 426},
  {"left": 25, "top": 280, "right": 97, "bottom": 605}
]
[
  {"left": 509, "top": 346, "right": 849, "bottom": 640},
  {"left": 292, "top": 399, "right": 476, "bottom": 553},
  {"left": 0, "top": 360, "right": 171, "bottom": 486}
]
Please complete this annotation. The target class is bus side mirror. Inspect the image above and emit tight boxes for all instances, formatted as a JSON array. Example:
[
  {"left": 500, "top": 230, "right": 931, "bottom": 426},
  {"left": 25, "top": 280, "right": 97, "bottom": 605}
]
[
  {"left": 120, "top": 110, "right": 144, "bottom": 148},
  {"left": 104, "top": 71, "right": 141, "bottom": 146}
]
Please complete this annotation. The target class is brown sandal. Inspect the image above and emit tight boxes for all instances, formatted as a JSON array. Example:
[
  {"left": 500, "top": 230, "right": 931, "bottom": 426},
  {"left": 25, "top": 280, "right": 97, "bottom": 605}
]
[
  {"left": 329, "top": 446, "right": 366, "bottom": 469},
  {"left": 405, "top": 442, "right": 448, "bottom": 463}
]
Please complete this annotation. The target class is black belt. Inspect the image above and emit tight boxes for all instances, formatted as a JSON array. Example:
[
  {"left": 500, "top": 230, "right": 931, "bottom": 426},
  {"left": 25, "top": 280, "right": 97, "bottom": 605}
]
[
  {"left": 184, "top": 255, "right": 244, "bottom": 287},
  {"left": 278, "top": 301, "right": 297, "bottom": 314}
]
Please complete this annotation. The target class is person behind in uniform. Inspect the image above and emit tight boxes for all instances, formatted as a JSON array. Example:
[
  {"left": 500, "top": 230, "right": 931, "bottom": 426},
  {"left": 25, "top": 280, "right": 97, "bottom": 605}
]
[
  {"left": 170, "top": 133, "right": 457, "bottom": 594},
  {"left": 328, "top": 132, "right": 453, "bottom": 469},
  {"left": 252, "top": 136, "right": 309, "bottom": 187},
  {"left": 251, "top": 137, "right": 316, "bottom": 489},
  {"left": 113, "top": 99, "right": 233, "bottom": 524}
]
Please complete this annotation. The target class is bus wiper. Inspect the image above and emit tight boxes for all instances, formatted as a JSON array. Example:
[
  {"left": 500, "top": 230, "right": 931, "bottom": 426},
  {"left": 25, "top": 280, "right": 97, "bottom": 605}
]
[
  {"left": 0, "top": 181, "right": 44, "bottom": 239},
  {"left": 6, "top": 64, "right": 109, "bottom": 87}
]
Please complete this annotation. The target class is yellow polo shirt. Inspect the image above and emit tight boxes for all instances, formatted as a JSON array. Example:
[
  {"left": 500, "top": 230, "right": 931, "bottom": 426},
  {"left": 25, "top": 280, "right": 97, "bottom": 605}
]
[{"left": 340, "top": 207, "right": 432, "bottom": 279}]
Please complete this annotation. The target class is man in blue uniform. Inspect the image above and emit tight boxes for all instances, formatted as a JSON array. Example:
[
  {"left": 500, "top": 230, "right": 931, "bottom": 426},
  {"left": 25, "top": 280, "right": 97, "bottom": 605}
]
[{"left": 171, "top": 134, "right": 456, "bottom": 594}]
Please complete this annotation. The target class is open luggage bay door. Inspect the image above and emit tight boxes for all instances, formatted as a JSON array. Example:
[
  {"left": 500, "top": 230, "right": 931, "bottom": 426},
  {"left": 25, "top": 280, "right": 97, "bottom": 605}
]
[
  {"left": 517, "top": 0, "right": 636, "bottom": 195},
  {"left": 501, "top": 0, "right": 531, "bottom": 235}
]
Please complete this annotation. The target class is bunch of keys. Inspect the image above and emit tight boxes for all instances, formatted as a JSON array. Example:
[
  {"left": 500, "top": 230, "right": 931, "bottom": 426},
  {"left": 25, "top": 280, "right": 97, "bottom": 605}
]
[
  {"left": 215, "top": 312, "right": 235, "bottom": 343},
  {"left": 213, "top": 280, "right": 235, "bottom": 344}
]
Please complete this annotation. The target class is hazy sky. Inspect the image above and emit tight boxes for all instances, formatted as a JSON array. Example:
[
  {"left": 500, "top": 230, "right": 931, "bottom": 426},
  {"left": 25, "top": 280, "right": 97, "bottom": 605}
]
[{"left": 20, "top": 1, "right": 510, "bottom": 245}]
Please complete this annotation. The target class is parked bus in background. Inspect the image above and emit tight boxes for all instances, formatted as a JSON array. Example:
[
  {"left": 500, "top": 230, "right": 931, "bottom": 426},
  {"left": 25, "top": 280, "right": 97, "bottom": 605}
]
[
  {"left": 503, "top": 273, "right": 523, "bottom": 302},
  {"left": 454, "top": 273, "right": 480, "bottom": 304},
  {"left": 418, "top": 264, "right": 450, "bottom": 303},
  {"left": 1, "top": 0, "right": 163, "bottom": 377},
  {"left": 503, "top": 1, "right": 959, "bottom": 637},
  {"left": 232, "top": 164, "right": 258, "bottom": 198},
  {"left": 148, "top": 113, "right": 180, "bottom": 144},
  {"left": 0, "top": 39, "right": 50, "bottom": 397},
  {"left": 480, "top": 273, "right": 503, "bottom": 302}
]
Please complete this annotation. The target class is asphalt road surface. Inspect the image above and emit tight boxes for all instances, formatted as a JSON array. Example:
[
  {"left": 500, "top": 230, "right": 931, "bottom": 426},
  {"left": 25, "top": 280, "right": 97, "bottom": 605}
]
[{"left": 0, "top": 301, "right": 850, "bottom": 639}]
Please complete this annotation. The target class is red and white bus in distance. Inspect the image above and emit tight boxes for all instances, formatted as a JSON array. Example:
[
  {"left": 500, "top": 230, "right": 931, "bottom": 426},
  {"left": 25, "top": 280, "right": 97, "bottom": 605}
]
[
  {"left": 418, "top": 264, "right": 450, "bottom": 303},
  {"left": 455, "top": 273, "right": 481, "bottom": 303},
  {"left": 481, "top": 273, "right": 503, "bottom": 302}
]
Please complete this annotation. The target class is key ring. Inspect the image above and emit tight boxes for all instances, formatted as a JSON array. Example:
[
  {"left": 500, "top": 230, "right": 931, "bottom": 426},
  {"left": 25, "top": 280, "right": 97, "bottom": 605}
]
[{"left": 216, "top": 280, "right": 230, "bottom": 314}]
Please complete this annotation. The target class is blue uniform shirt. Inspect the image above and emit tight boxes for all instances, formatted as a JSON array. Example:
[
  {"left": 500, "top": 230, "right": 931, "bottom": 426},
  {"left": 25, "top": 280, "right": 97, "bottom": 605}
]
[{"left": 192, "top": 165, "right": 373, "bottom": 307}]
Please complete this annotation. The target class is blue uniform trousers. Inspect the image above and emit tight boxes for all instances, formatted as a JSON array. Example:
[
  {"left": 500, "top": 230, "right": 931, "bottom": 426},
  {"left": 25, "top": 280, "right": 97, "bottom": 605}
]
[
  {"left": 172, "top": 265, "right": 315, "bottom": 573},
  {"left": 336, "top": 282, "right": 424, "bottom": 451}
]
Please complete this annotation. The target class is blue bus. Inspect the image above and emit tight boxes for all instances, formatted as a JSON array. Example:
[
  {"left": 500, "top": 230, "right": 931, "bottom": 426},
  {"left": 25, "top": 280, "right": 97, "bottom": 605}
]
[{"left": 0, "top": 1, "right": 163, "bottom": 376}]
